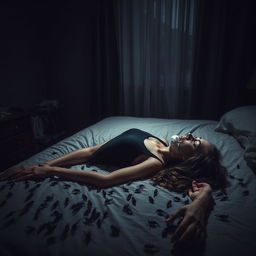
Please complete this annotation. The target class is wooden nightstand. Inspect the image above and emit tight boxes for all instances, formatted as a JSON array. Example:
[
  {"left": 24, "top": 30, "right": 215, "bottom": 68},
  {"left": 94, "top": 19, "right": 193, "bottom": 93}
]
[{"left": 0, "top": 112, "right": 35, "bottom": 171}]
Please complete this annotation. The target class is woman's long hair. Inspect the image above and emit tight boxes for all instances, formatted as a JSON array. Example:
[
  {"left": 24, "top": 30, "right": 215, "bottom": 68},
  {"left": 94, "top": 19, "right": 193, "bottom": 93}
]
[{"left": 150, "top": 145, "right": 228, "bottom": 193}]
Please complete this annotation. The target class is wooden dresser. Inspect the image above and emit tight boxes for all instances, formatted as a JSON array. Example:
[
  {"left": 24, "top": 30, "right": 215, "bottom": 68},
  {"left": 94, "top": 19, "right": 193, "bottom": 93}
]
[{"left": 0, "top": 112, "right": 35, "bottom": 171}]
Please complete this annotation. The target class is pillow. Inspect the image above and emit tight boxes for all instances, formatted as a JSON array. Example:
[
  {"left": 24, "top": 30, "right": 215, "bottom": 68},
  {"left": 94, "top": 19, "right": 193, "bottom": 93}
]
[
  {"left": 215, "top": 105, "right": 256, "bottom": 137},
  {"left": 244, "top": 136, "right": 256, "bottom": 173},
  {"left": 215, "top": 106, "right": 256, "bottom": 173}
]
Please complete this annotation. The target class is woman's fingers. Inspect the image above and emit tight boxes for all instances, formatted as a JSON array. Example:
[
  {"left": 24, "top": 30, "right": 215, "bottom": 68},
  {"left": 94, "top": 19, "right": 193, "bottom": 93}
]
[
  {"left": 9, "top": 166, "right": 37, "bottom": 180},
  {"left": 196, "top": 182, "right": 210, "bottom": 189},
  {"left": 194, "top": 226, "right": 203, "bottom": 241},
  {"left": 188, "top": 188, "right": 193, "bottom": 197},
  {"left": 0, "top": 169, "right": 19, "bottom": 180},
  {"left": 192, "top": 180, "right": 198, "bottom": 191},
  {"left": 172, "top": 215, "right": 190, "bottom": 242},
  {"left": 3, "top": 164, "right": 49, "bottom": 183},
  {"left": 192, "top": 180, "right": 209, "bottom": 187},
  {"left": 10, "top": 174, "right": 34, "bottom": 182},
  {"left": 199, "top": 229, "right": 205, "bottom": 243},
  {"left": 0, "top": 165, "right": 34, "bottom": 181},
  {"left": 9, "top": 171, "right": 30, "bottom": 180},
  {"left": 165, "top": 207, "right": 184, "bottom": 223},
  {"left": 0, "top": 168, "right": 13, "bottom": 178},
  {"left": 173, "top": 224, "right": 196, "bottom": 248},
  {"left": 192, "top": 226, "right": 206, "bottom": 247},
  {"left": 7, "top": 169, "right": 25, "bottom": 179}
]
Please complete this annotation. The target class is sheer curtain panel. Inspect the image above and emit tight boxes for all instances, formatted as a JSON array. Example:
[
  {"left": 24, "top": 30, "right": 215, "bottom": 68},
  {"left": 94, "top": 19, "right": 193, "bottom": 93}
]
[{"left": 114, "top": 0, "right": 198, "bottom": 118}]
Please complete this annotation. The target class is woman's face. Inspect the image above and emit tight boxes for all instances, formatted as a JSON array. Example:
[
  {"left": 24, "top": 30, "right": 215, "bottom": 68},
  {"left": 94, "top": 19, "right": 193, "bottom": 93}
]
[{"left": 171, "top": 133, "right": 212, "bottom": 160}]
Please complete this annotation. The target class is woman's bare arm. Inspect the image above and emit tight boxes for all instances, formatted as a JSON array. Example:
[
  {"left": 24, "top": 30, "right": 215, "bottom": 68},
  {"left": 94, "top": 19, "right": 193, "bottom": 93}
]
[
  {"left": 43, "top": 141, "right": 108, "bottom": 167},
  {"left": 0, "top": 157, "right": 163, "bottom": 186},
  {"left": 50, "top": 157, "right": 162, "bottom": 188},
  {"left": 49, "top": 167, "right": 108, "bottom": 187}
]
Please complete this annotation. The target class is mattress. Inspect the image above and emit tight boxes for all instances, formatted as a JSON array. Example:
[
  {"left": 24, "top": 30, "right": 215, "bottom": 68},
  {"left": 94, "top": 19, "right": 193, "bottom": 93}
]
[{"left": 0, "top": 116, "right": 256, "bottom": 256}]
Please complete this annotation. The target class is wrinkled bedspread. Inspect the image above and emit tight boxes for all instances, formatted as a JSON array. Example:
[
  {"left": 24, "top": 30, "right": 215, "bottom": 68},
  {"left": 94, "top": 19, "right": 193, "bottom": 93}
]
[{"left": 0, "top": 116, "right": 256, "bottom": 256}]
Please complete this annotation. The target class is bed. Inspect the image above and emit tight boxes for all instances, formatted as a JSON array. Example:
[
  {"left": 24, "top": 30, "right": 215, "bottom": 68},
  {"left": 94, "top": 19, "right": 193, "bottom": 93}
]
[{"left": 0, "top": 106, "right": 256, "bottom": 256}]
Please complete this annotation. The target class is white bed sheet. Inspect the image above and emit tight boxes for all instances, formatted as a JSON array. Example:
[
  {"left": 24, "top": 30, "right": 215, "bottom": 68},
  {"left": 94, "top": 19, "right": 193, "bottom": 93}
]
[{"left": 0, "top": 116, "right": 255, "bottom": 256}]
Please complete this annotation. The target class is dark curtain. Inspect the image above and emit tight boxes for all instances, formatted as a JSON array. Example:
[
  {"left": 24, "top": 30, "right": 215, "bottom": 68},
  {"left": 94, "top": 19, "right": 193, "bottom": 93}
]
[
  {"left": 87, "top": 1, "right": 256, "bottom": 123},
  {"left": 98, "top": 0, "right": 255, "bottom": 122},
  {"left": 89, "top": 0, "right": 120, "bottom": 124},
  {"left": 190, "top": 1, "right": 256, "bottom": 120}
]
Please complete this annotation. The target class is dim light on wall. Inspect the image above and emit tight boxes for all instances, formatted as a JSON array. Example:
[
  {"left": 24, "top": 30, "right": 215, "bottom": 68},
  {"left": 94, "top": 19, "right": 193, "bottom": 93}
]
[{"left": 247, "top": 69, "right": 256, "bottom": 90}]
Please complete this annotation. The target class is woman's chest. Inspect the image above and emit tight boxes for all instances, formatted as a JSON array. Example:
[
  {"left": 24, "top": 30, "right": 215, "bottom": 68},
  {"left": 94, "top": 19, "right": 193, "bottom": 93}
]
[{"left": 132, "top": 137, "right": 165, "bottom": 165}]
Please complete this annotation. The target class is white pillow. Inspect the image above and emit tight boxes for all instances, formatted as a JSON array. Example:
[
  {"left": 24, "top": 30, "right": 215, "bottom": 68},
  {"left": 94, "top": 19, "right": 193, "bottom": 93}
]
[
  {"left": 215, "top": 106, "right": 256, "bottom": 172},
  {"left": 244, "top": 136, "right": 256, "bottom": 172},
  {"left": 215, "top": 105, "right": 256, "bottom": 137}
]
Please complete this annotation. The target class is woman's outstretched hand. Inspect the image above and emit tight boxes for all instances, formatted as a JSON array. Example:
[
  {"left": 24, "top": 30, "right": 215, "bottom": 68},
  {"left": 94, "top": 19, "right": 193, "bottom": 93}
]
[
  {"left": 165, "top": 181, "right": 212, "bottom": 250},
  {"left": 0, "top": 163, "right": 52, "bottom": 182}
]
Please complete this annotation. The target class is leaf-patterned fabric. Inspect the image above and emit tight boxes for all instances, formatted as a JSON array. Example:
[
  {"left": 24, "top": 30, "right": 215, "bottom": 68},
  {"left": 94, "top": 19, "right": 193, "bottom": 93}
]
[{"left": 0, "top": 116, "right": 256, "bottom": 256}]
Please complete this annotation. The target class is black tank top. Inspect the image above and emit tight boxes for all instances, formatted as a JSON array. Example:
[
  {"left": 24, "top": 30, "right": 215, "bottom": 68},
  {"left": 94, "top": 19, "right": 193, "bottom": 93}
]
[{"left": 87, "top": 128, "right": 168, "bottom": 167}]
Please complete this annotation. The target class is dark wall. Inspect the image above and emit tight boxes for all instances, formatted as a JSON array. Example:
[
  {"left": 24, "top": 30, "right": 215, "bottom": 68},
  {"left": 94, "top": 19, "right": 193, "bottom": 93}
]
[
  {"left": 0, "top": 3, "right": 49, "bottom": 110},
  {"left": 46, "top": 3, "right": 96, "bottom": 131},
  {"left": 0, "top": 2, "right": 97, "bottom": 133}
]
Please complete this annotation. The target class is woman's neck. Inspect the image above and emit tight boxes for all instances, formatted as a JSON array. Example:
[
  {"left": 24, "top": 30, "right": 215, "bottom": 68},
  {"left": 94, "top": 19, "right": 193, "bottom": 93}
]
[{"left": 159, "top": 145, "right": 180, "bottom": 163}]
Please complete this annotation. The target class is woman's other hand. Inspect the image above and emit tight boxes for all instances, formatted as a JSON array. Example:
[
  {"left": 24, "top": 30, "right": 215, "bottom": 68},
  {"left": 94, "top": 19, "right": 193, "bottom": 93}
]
[
  {"left": 0, "top": 164, "right": 52, "bottom": 182},
  {"left": 165, "top": 181, "right": 212, "bottom": 250},
  {"left": 165, "top": 202, "right": 207, "bottom": 249}
]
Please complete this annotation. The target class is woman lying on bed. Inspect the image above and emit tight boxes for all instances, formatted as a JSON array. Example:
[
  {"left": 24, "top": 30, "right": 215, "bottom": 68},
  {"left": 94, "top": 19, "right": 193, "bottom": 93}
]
[{"left": 0, "top": 128, "right": 227, "bottom": 250}]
